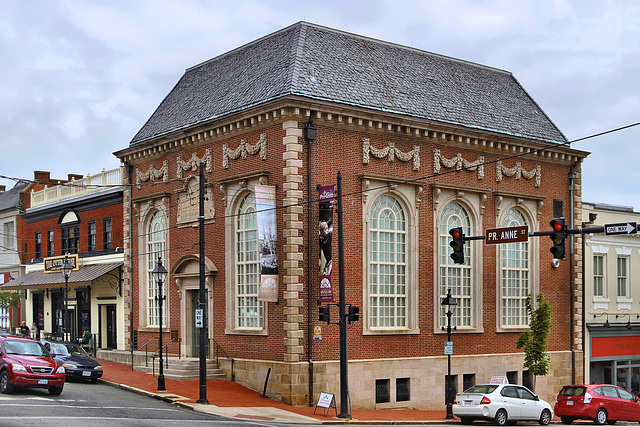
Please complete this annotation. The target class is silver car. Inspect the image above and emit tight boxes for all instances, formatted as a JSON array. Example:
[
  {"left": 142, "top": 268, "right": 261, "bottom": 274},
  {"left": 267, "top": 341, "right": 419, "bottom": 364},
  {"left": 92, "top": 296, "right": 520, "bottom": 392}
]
[{"left": 453, "top": 383, "right": 553, "bottom": 425}]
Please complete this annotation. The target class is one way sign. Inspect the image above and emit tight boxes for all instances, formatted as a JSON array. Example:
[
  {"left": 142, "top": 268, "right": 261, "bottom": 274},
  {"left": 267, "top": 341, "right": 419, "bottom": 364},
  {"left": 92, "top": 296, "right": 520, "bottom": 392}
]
[{"left": 604, "top": 222, "right": 638, "bottom": 236}]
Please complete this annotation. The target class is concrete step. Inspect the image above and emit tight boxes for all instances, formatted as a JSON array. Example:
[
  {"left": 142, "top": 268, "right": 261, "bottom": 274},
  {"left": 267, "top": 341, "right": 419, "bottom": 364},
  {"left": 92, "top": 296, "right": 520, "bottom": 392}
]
[{"left": 96, "top": 349, "right": 227, "bottom": 381}]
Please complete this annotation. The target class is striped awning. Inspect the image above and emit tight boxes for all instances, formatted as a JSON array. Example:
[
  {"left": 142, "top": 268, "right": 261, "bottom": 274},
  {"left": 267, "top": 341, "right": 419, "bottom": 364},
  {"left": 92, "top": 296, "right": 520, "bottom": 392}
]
[{"left": 1, "top": 262, "right": 123, "bottom": 290}]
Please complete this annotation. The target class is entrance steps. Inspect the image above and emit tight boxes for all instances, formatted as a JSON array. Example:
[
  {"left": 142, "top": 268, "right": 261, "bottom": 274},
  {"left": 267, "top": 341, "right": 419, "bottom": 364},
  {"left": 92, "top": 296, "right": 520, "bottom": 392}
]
[{"left": 96, "top": 349, "right": 227, "bottom": 381}]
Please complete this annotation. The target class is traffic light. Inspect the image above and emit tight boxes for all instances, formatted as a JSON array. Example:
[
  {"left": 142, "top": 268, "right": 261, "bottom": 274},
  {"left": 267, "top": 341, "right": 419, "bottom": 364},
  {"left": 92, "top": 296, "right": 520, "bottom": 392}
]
[
  {"left": 347, "top": 305, "right": 360, "bottom": 323},
  {"left": 449, "top": 227, "right": 465, "bottom": 264},
  {"left": 549, "top": 218, "right": 566, "bottom": 259},
  {"left": 319, "top": 305, "right": 331, "bottom": 323}
]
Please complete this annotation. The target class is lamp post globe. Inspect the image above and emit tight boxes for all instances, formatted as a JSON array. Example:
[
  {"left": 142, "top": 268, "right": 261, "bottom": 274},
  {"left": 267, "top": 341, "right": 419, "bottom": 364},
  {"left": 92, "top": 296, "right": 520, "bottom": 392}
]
[
  {"left": 152, "top": 257, "right": 168, "bottom": 392},
  {"left": 441, "top": 289, "right": 457, "bottom": 420}
]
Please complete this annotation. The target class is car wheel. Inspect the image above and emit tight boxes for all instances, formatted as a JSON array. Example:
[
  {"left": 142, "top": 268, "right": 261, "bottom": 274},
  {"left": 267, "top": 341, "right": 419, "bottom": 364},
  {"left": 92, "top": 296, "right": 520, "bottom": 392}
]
[
  {"left": 595, "top": 408, "right": 608, "bottom": 425},
  {"left": 560, "top": 416, "right": 575, "bottom": 424},
  {"left": 460, "top": 417, "right": 474, "bottom": 425},
  {"left": 494, "top": 409, "right": 508, "bottom": 426},
  {"left": 539, "top": 409, "right": 552, "bottom": 426},
  {"left": 0, "top": 371, "right": 14, "bottom": 394},
  {"left": 48, "top": 385, "right": 63, "bottom": 396}
]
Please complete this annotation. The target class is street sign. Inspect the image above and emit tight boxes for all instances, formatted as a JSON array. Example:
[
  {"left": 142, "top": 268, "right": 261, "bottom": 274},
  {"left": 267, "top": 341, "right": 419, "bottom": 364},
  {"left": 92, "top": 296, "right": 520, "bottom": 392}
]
[
  {"left": 485, "top": 225, "right": 529, "bottom": 245},
  {"left": 604, "top": 222, "right": 637, "bottom": 236},
  {"left": 444, "top": 341, "right": 453, "bottom": 355},
  {"left": 195, "top": 309, "right": 204, "bottom": 328}
]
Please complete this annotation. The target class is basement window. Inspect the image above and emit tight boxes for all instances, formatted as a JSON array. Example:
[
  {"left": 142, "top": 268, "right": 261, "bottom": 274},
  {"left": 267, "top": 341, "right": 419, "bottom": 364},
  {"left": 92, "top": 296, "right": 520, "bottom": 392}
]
[
  {"left": 375, "top": 379, "right": 390, "bottom": 403},
  {"left": 396, "top": 378, "right": 410, "bottom": 402}
]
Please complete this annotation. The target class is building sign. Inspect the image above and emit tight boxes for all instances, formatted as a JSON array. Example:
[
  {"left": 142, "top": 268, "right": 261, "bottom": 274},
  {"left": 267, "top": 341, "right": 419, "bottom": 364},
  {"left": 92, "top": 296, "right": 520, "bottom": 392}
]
[
  {"left": 313, "top": 325, "right": 322, "bottom": 340},
  {"left": 592, "top": 336, "right": 640, "bottom": 358},
  {"left": 44, "top": 254, "right": 79, "bottom": 273}
]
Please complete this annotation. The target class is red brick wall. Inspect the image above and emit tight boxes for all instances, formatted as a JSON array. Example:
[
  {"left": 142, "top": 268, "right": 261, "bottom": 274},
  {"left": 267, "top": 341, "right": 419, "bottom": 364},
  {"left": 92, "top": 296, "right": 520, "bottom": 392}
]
[{"left": 126, "top": 115, "right": 576, "bottom": 363}]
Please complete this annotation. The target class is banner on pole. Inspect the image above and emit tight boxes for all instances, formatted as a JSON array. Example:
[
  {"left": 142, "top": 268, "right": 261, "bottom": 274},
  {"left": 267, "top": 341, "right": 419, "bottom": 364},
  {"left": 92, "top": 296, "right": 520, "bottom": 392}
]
[
  {"left": 255, "top": 185, "right": 278, "bottom": 302},
  {"left": 319, "top": 184, "right": 335, "bottom": 303}
]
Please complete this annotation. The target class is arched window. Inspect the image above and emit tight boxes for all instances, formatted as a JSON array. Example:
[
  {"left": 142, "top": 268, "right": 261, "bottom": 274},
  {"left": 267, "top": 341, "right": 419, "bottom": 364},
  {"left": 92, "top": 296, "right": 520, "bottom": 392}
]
[
  {"left": 147, "top": 211, "right": 166, "bottom": 327},
  {"left": 439, "top": 202, "right": 471, "bottom": 327},
  {"left": 235, "top": 193, "right": 262, "bottom": 328},
  {"left": 501, "top": 208, "right": 529, "bottom": 326},
  {"left": 369, "top": 195, "right": 407, "bottom": 328}
]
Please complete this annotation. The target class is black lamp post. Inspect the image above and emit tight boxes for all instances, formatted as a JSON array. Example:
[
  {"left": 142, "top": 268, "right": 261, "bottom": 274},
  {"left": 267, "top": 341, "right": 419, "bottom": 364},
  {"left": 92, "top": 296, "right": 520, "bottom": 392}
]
[
  {"left": 441, "top": 288, "right": 457, "bottom": 420},
  {"left": 60, "top": 255, "right": 73, "bottom": 341},
  {"left": 152, "top": 257, "right": 168, "bottom": 392}
]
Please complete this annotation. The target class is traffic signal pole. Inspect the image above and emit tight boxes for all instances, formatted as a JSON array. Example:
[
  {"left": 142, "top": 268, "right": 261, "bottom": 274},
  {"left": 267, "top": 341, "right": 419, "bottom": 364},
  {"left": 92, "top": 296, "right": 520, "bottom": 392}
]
[{"left": 336, "top": 171, "right": 350, "bottom": 419}]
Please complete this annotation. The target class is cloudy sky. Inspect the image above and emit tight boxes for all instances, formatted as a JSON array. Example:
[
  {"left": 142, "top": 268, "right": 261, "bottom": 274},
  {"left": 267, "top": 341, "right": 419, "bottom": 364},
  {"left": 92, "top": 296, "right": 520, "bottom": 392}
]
[{"left": 1, "top": 0, "right": 638, "bottom": 207}]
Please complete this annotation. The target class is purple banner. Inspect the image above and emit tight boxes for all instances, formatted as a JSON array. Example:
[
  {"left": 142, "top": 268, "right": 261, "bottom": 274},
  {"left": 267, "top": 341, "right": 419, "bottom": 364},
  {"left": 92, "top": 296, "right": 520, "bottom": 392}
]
[{"left": 319, "top": 185, "right": 334, "bottom": 303}]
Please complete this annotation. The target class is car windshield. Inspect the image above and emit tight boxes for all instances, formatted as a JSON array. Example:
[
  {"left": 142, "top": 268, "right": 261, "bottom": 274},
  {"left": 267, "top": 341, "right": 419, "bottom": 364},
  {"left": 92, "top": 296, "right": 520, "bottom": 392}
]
[
  {"left": 4, "top": 340, "right": 48, "bottom": 356},
  {"left": 559, "top": 386, "right": 586, "bottom": 396},
  {"left": 51, "top": 343, "right": 89, "bottom": 357},
  {"left": 463, "top": 385, "right": 498, "bottom": 394}
]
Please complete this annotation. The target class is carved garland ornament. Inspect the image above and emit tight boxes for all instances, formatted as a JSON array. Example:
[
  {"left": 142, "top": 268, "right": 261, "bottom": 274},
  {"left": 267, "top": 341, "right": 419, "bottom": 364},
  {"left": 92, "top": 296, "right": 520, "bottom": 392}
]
[
  {"left": 177, "top": 148, "right": 212, "bottom": 179},
  {"left": 136, "top": 160, "right": 169, "bottom": 188},
  {"left": 222, "top": 133, "right": 267, "bottom": 169},
  {"left": 496, "top": 161, "right": 541, "bottom": 187},
  {"left": 362, "top": 138, "right": 420, "bottom": 170},
  {"left": 433, "top": 149, "right": 484, "bottom": 180}
]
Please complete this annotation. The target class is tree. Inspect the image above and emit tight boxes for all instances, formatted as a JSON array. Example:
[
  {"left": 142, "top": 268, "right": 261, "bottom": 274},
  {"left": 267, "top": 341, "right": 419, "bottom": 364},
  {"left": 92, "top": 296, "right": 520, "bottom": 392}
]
[
  {"left": 515, "top": 293, "right": 552, "bottom": 392},
  {"left": 0, "top": 286, "right": 23, "bottom": 330}
]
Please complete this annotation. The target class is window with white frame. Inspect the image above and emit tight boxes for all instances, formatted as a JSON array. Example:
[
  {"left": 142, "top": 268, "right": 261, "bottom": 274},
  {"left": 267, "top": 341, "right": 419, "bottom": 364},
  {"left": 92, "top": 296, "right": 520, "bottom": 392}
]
[
  {"left": 3, "top": 222, "right": 14, "bottom": 250},
  {"left": 593, "top": 254, "right": 605, "bottom": 297},
  {"left": 235, "top": 193, "right": 262, "bottom": 329},
  {"left": 617, "top": 256, "right": 629, "bottom": 297},
  {"left": 368, "top": 194, "right": 407, "bottom": 329},
  {"left": 439, "top": 201, "right": 472, "bottom": 327},
  {"left": 500, "top": 208, "right": 530, "bottom": 326},
  {"left": 147, "top": 211, "right": 166, "bottom": 327}
]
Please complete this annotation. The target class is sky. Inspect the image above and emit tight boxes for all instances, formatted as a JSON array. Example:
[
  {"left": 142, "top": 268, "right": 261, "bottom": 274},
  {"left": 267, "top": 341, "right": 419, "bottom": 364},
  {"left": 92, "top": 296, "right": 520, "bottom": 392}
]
[{"left": 1, "top": 0, "right": 639, "bottom": 207}]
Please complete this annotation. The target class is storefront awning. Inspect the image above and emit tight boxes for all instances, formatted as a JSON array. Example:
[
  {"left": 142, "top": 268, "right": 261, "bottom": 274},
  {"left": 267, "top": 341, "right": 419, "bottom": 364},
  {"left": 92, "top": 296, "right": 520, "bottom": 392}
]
[{"left": 0, "top": 262, "right": 123, "bottom": 290}]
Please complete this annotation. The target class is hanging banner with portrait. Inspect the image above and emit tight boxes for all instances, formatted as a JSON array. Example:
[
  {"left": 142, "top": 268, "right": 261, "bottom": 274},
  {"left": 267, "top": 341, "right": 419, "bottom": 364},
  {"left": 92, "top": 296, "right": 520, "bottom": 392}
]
[
  {"left": 255, "top": 185, "right": 279, "bottom": 302},
  {"left": 319, "top": 184, "right": 335, "bottom": 303}
]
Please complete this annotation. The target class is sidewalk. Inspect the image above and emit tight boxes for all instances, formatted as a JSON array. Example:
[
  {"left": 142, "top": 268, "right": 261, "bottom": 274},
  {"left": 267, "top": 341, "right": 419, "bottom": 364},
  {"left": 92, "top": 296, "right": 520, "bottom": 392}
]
[{"left": 96, "top": 358, "right": 453, "bottom": 424}]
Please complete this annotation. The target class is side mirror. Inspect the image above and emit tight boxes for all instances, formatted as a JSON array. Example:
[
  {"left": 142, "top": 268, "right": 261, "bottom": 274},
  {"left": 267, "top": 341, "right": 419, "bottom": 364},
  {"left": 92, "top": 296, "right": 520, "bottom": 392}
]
[{"left": 534, "top": 396, "right": 540, "bottom": 401}]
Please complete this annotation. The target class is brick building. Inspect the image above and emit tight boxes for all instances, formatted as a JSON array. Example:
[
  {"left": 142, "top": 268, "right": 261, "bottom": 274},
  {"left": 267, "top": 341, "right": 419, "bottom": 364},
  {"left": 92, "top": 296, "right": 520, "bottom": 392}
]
[
  {"left": 3, "top": 169, "right": 125, "bottom": 349},
  {"left": 114, "top": 22, "right": 588, "bottom": 409}
]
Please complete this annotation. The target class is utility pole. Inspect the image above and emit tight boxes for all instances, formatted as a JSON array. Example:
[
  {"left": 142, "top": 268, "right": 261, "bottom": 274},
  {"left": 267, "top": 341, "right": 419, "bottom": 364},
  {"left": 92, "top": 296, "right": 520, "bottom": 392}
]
[
  {"left": 337, "top": 171, "right": 350, "bottom": 419},
  {"left": 197, "top": 162, "right": 209, "bottom": 404}
]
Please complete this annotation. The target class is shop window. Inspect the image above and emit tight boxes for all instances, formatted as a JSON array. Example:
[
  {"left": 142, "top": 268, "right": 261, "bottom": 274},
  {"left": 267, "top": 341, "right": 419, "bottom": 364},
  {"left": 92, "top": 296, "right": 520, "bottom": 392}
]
[
  {"left": 376, "top": 379, "right": 390, "bottom": 403},
  {"left": 396, "top": 378, "right": 410, "bottom": 402}
]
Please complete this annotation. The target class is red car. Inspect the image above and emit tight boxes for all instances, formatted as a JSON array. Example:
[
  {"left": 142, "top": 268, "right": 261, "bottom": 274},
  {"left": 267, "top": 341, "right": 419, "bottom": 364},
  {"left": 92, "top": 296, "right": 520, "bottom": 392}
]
[
  {"left": 555, "top": 384, "right": 640, "bottom": 425},
  {"left": 0, "top": 333, "right": 65, "bottom": 395}
]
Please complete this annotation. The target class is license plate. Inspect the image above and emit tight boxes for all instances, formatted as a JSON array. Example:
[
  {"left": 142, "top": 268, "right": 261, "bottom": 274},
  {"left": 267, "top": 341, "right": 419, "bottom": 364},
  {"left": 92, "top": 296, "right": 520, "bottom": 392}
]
[
  {"left": 566, "top": 401, "right": 574, "bottom": 406},
  {"left": 38, "top": 379, "right": 48, "bottom": 385},
  {"left": 464, "top": 400, "right": 474, "bottom": 406},
  {"left": 82, "top": 371, "right": 91, "bottom": 377}
]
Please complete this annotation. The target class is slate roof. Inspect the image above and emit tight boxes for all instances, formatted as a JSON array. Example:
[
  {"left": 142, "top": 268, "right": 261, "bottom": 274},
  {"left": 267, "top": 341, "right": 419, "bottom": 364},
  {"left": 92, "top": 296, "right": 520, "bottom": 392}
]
[
  {"left": 130, "top": 22, "right": 567, "bottom": 146},
  {"left": 0, "top": 180, "right": 29, "bottom": 212}
]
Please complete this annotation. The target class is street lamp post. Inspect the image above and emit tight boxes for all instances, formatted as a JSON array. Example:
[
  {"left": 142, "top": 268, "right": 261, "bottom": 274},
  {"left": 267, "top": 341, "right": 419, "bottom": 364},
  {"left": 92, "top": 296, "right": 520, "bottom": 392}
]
[
  {"left": 152, "top": 257, "right": 168, "bottom": 392},
  {"left": 441, "top": 288, "right": 457, "bottom": 420},
  {"left": 60, "top": 255, "right": 74, "bottom": 341}
]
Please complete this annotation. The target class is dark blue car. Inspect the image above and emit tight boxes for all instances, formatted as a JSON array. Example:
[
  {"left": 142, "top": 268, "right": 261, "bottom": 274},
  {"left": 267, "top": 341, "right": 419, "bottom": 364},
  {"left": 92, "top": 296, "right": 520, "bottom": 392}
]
[{"left": 41, "top": 341, "right": 103, "bottom": 383}]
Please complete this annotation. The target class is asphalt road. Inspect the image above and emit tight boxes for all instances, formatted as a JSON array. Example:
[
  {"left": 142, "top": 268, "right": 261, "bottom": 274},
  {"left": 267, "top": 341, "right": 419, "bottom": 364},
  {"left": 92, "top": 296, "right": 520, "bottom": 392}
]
[{"left": 0, "top": 379, "right": 251, "bottom": 426}]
